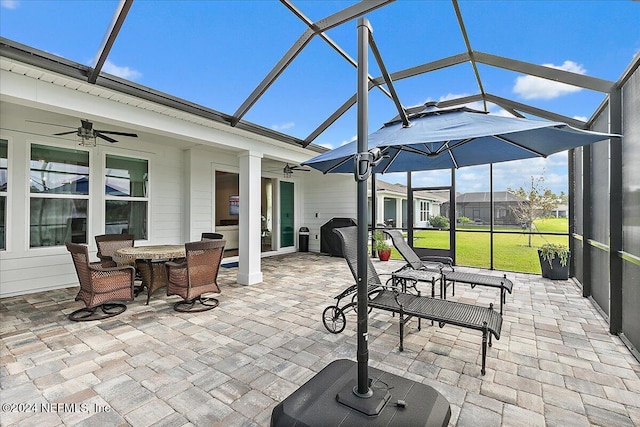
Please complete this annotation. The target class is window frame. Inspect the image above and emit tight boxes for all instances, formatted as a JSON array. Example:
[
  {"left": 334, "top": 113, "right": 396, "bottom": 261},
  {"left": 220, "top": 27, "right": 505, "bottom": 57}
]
[
  {"left": 103, "top": 151, "right": 150, "bottom": 241},
  {"left": 27, "top": 141, "right": 91, "bottom": 249}
]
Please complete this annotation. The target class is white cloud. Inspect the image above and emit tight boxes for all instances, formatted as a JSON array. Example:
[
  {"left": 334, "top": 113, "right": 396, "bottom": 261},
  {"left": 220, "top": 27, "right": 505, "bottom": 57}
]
[
  {"left": 341, "top": 135, "right": 357, "bottom": 146},
  {"left": 573, "top": 115, "right": 588, "bottom": 122},
  {"left": 513, "top": 60, "right": 586, "bottom": 100},
  {"left": 101, "top": 60, "right": 142, "bottom": 80},
  {"left": 1, "top": 0, "right": 18, "bottom": 9},
  {"left": 271, "top": 121, "right": 295, "bottom": 131}
]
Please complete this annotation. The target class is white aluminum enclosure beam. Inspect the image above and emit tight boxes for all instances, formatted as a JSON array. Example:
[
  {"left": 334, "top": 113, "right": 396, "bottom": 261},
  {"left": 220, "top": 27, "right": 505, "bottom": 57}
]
[
  {"left": 231, "top": 0, "right": 393, "bottom": 126},
  {"left": 88, "top": 0, "right": 134, "bottom": 84}
]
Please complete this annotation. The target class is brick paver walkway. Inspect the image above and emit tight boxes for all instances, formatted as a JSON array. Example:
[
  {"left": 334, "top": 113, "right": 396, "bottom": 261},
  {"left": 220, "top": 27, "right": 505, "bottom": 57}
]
[{"left": 1, "top": 252, "right": 639, "bottom": 426}]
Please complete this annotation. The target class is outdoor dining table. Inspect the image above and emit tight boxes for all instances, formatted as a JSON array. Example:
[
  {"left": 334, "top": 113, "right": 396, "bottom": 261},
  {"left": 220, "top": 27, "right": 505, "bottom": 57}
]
[{"left": 116, "top": 245, "right": 186, "bottom": 304}]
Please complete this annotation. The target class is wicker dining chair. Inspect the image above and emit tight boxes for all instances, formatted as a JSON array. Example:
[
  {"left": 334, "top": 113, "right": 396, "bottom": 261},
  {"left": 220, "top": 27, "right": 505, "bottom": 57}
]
[
  {"left": 201, "top": 232, "right": 224, "bottom": 240},
  {"left": 165, "top": 239, "right": 226, "bottom": 312},
  {"left": 65, "top": 242, "right": 135, "bottom": 321},
  {"left": 95, "top": 233, "right": 135, "bottom": 267}
]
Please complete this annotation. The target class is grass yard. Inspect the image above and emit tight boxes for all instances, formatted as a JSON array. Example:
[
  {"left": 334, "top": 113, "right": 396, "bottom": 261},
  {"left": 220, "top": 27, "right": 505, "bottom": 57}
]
[{"left": 390, "top": 217, "right": 569, "bottom": 274}]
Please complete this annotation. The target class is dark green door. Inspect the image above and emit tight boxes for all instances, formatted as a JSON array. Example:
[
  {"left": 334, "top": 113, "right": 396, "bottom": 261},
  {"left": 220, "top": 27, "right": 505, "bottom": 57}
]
[{"left": 280, "top": 181, "right": 294, "bottom": 247}]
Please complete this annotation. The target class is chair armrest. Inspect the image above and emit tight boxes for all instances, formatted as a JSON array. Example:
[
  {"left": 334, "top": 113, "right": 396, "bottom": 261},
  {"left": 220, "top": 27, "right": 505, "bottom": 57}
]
[
  {"left": 165, "top": 260, "right": 187, "bottom": 269},
  {"left": 96, "top": 253, "right": 114, "bottom": 262}
]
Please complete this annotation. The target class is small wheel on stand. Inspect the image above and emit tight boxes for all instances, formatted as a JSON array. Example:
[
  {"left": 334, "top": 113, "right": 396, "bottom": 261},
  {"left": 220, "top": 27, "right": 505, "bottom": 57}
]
[{"left": 322, "top": 306, "right": 346, "bottom": 334}]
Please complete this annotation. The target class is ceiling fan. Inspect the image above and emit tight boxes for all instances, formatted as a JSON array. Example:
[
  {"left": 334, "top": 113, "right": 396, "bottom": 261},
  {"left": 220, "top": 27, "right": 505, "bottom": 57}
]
[
  {"left": 27, "top": 119, "right": 138, "bottom": 144},
  {"left": 283, "top": 163, "right": 310, "bottom": 177}
]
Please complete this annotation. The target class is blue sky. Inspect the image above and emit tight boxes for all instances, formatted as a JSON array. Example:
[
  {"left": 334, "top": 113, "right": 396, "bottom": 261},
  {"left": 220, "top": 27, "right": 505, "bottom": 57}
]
[{"left": 1, "top": 1, "right": 638, "bottom": 194}]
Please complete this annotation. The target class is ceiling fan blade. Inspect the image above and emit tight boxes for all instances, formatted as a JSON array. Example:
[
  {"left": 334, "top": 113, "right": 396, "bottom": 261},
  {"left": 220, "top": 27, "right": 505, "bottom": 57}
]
[
  {"left": 53, "top": 130, "right": 79, "bottom": 136},
  {"left": 95, "top": 131, "right": 118, "bottom": 143},
  {"left": 26, "top": 120, "right": 76, "bottom": 129},
  {"left": 95, "top": 130, "right": 138, "bottom": 137},
  {"left": 291, "top": 166, "right": 310, "bottom": 171}
]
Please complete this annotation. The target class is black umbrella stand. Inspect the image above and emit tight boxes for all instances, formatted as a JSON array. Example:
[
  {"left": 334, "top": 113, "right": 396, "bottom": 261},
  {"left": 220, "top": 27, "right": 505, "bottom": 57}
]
[{"left": 271, "top": 18, "right": 451, "bottom": 426}]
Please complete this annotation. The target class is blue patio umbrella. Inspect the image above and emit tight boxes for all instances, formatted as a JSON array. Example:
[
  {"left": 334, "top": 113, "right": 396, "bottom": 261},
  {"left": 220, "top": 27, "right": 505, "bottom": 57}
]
[
  {"left": 303, "top": 105, "right": 617, "bottom": 174},
  {"left": 301, "top": 102, "right": 618, "bottom": 408}
]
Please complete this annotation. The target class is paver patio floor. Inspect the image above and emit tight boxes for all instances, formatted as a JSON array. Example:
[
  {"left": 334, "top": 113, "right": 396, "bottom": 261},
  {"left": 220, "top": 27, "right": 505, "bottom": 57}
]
[{"left": 1, "top": 252, "right": 639, "bottom": 426}]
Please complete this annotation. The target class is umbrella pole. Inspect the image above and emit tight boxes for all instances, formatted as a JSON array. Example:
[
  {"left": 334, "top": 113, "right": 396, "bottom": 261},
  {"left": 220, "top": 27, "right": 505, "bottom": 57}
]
[
  {"left": 336, "top": 18, "right": 390, "bottom": 416},
  {"left": 355, "top": 16, "right": 371, "bottom": 398}
]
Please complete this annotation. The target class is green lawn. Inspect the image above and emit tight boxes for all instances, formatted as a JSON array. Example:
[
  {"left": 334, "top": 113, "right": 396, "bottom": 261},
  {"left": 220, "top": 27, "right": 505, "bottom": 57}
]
[{"left": 389, "top": 218, "right": 569, "bottom": 274}]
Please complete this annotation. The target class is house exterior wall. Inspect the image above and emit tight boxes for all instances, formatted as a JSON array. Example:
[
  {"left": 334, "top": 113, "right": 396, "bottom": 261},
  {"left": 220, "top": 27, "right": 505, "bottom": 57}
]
[
  {"left": 0, "top": 60, "right": 348, "bottom": 296},
  {"left": 300, "top": 172, "right": 357, "bottom": 253},
  {"left": 0, "top": 125, "right": 185, "bottom": 297}
]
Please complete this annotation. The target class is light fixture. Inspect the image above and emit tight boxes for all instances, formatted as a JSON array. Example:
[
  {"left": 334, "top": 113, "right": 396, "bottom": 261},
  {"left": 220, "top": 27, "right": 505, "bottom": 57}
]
[
  {"left": 77, "top": 129, "right": 97, "bottom": 147},
  {"left": 283, "top": 164, "right": 293, "bottom": 178}
]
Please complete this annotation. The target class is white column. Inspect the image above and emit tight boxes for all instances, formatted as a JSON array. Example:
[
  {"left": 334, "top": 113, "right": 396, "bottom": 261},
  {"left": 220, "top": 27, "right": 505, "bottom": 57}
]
[
  {"left": 377, "top": 197, "right": 385, "bottom": 226},
  {"left": 237, "top": 150, "right": 263, "bottom": 285},
  {"left": 396, "top": 197, "right": 403, "bottom": 228}
]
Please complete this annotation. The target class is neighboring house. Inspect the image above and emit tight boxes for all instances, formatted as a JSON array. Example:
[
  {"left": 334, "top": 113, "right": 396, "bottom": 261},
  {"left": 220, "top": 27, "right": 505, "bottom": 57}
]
[
  {"left": 367, "top": 178, "right": 448, "bottom": 228},
  {"left": 0, "top": 43, "right": 356, "bottom": 297},
  {"left": 441, "top": 191, "right": 525, "bottom": 226},
  {"left": 552, "top": 204, "right": 568, "bottom": 218}
]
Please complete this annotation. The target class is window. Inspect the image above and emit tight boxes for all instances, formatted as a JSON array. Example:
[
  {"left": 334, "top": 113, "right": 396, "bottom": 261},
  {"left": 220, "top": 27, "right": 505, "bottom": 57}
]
[
  {"left": 30, "top": 144, "right": 89, "bottom": 247},
  {"left": 105, "top": 154, "right": 148, "bottom": 240},
  {"left": 419, "top": 200, "right": 429, "bottom": 222},
  {"left": 0, "top": 139, "right": 7, "bottom": 250}
]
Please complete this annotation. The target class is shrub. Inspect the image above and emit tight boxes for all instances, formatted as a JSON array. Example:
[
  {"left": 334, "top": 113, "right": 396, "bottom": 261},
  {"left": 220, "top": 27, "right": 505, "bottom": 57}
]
[
  {"left": 458, "top": 216, "right": 472, "bottom": 225},
  {"left": 430, "top": 215, "right": 450, "bottom": 229}
]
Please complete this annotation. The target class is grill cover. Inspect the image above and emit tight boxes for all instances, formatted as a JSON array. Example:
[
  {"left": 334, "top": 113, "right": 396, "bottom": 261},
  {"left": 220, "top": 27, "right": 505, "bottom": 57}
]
[{"left": 320, "top": 217, "right": 357, "bottom": 257}]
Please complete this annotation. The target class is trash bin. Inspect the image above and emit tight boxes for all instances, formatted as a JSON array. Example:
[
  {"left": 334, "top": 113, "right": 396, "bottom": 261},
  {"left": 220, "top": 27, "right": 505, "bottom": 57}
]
[{"left": 299, "top": 227, "right": 309, "bottom": 252}]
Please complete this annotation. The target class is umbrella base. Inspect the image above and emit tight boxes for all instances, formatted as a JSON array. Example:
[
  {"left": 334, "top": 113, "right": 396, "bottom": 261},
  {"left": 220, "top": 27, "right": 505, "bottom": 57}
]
[
  {"left": 271, "top": 359, "right": 451, "bottom": 427},
  {"left": 336, "top": 380, "right": 391, "bottom": 416}
]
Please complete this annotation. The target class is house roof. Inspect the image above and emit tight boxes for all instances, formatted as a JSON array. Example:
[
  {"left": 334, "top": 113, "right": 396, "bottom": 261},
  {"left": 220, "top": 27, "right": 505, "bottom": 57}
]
[{"left": 369, "top": 178, "right": 449, "bottom": 203}]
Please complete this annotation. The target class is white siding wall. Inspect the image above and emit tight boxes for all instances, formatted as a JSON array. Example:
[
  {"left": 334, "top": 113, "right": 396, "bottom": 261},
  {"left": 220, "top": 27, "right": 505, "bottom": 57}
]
[
  {"left": 0, "top": 61, "right": 328, "bottom": 296},
  {"left": 0, "top": 128, "right": 185, "bottom": 297},
  {"left": 300, "top": 171, "right": 357, "bottom": 253}
]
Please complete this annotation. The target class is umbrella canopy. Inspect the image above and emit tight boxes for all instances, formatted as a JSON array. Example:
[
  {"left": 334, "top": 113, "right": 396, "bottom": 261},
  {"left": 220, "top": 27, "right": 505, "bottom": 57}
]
[{"left": 303, "top": 106, "right": 616, "bottom": 174}]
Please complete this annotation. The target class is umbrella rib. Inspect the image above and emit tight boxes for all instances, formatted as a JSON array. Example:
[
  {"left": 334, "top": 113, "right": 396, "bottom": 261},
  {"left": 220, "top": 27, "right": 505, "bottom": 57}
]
[
  {"left": 324, "top": 156, "right": 353, "bottom": 174},
  {"left": 436, "top": 138, "right": 473, "bottom": 153},
  {"left": 399, "top": 144, "right": 431, "bottom": 156},
  {"left": 381, "top": 149, "right": 401, "bottom": 174},
  {"left": 447, "top": 148, "right": 459, "bottom": 168},
  {"left": 495, "top": 135, "right": 547, "bottom": 157}
]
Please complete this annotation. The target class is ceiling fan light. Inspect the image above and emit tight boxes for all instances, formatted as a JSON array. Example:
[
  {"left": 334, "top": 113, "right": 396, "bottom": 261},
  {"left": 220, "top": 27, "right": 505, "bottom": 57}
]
[{"left": 77, "top": 133, "right": 96, "bottom": 147}]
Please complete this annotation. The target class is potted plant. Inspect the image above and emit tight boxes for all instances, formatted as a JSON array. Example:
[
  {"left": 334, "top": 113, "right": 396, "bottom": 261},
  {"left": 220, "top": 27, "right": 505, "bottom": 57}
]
[
  {"left": 538, "top": 243, "right": 570, "bottom": 280},
  {"left": 373, "top": 230, "right": 392, "bottom": 261}
]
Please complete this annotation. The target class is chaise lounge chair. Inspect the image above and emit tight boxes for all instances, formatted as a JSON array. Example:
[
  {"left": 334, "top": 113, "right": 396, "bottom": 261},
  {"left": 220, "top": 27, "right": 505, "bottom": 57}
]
[
  {"left": 327, "top": 226, "right": 502, "bottom": 375},
  {"left": 385, "top": 229, "right": 513, "bottom": 314}
]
